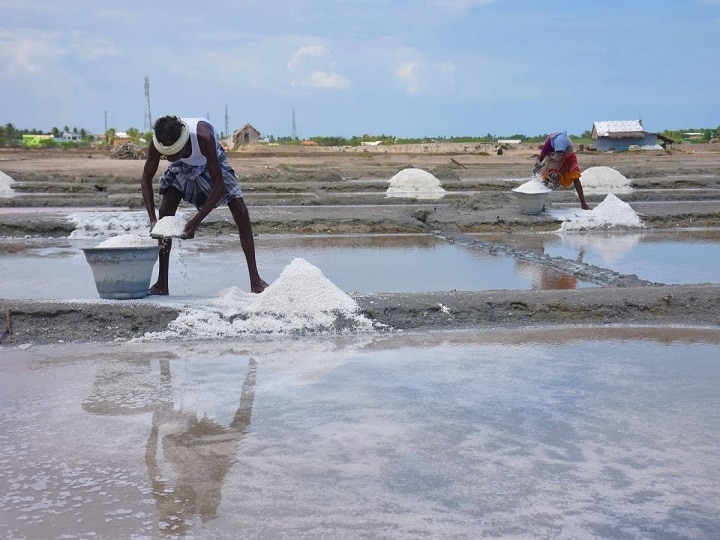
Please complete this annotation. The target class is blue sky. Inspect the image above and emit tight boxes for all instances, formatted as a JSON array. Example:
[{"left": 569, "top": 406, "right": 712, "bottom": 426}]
[{"left": 1, "top": 0, "right": 718, "bottom": 139}]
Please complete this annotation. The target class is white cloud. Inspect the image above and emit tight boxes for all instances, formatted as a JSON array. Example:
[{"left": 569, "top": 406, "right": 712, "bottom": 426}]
[
  {"left": 287, "top": 44, "right": 350, "bottom": 89},
  {"left": 0, "top": 31, "right": 63, "bottom": 76},
  {"left": 396, "top": 61, "right": 421, "bottom": 94},
  {"left": 395, "top": 52, "right": 456, "bottom": 95},
  {"left": 288, "top": 44, "right": 330, "bottom": 70},
  {"left": 291, "top": 70, "right": 351, "bottom": 89}
]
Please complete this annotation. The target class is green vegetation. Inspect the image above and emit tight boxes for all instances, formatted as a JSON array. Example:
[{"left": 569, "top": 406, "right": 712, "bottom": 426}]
[
  {"left": 2, "top": 122, "right": 717, "bottom": 149},
  {"left": 661, "top": 128, "right": 717, "bottom": 143}
]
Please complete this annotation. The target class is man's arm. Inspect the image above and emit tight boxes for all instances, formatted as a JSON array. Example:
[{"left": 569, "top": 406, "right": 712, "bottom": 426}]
[
  {"left": 140, "top": 144, "right": 161, "bottom": 227},
  {"left": 538, "top": 136, "right": 553, "bottom": 161},
  {"left": 184, "top": 121, "right": 225, "bottom": 238}
]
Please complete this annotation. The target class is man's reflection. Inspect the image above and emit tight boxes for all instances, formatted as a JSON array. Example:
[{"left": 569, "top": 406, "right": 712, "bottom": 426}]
[
  {"left": 82, "top": 356, "right": 257, "bottom": 537},
  {"left": 144, "top": 358, "right": 257, "bottom": 536}
]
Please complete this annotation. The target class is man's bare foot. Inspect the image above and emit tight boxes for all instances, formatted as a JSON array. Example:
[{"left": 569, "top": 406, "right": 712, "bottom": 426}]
[
  {"left": 251, "top": 279, "right": 269, "bottom": 294},
  {"left": 148, "top": 283, "right": 169, "bottom": 296}
]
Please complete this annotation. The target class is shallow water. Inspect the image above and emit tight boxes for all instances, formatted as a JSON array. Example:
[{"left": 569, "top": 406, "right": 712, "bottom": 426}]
[
  {"left": 1, "top": 327, "right": 719, "bottom": 539},
  {"left": 0, "top": 234, "right": 590, "bottom": 299},
  {"left": 544, "top": 229, "right": 720, "bottom": 284},
  {"left": 478, "top": 228, "right": 720, "bottom": 285}
]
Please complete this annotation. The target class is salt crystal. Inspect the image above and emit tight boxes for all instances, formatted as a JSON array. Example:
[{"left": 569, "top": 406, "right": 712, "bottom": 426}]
[
  {"left": 387, "top": 168, "right": 446, "bottom": 200},
  {"left": 95, "top": 234, "right": 156, "bottom": 248},
  {"left": 580, "top": 166, "right": 632, "bottom": 193},
  {"left": 138, "top": 258, "right": 374, "bottom": 340},
  {"left": 0, "top": 170, "right": 16, "bottom": 197},
  {"left": 512, "top": 178, "right": 552, "bottom": 194},
  {"left": 152, "top": 215, "right": 187, "bottom": 237},
  {"left": 558, "top": 193, "right": 643, "bottom": 231}
]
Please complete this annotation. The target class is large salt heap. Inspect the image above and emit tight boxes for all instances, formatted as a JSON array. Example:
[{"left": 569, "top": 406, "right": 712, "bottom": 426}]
[
  {"left": 386, "top": 168, "right": 446, "bottom": 200},
  {"left": 140, "top": 258, "right": 374, "bottom": 340},
  {"left": 580, "top": 166, "right": 632, "bottom": 193},
  {"left": 558, "top": 193, "right": 644, "bottom": 232}
]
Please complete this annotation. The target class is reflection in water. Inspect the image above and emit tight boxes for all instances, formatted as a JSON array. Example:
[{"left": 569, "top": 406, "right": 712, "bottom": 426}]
[
  {"left": 514, "top": 260, "right": 578, "bottom": 290},
  {"left": 145, "top": 358, "right": 256, "bottom": 536},
  {"left": 83, "top": 357, "right": 257, "bottom": 537},
  {"left": 5, "top": 329, "right": 720, "bottom": 538}
]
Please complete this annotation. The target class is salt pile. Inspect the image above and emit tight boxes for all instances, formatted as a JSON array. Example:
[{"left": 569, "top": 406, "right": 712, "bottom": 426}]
[
  {"left": 386, "top": 168, "right": 446, "bottom": 200},
  {"left": 580, "top": 166, "right": 632, "bottom": 193},
  {"left": 512, "top": 178, "right": 551, "bottom": 194},
  {"left": 0, "top": 170, "right": 16, "bottom": 197},
  {"left": 95, "top": 233, "right": 157, "bottom": 248},
  {"left": 139, "top": 258, "right": 374, "bottom": 340},
  {"left": 152, "top": 215, "right": 187, "bottom": 237},
  {"left": 558, "top": 193, "right": 644, "bottom": 232}
]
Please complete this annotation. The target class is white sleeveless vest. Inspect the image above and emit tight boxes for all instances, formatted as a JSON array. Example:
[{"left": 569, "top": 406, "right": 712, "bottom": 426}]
[{"left": 178, "top": 117, "right": 217, "bottom": 167}]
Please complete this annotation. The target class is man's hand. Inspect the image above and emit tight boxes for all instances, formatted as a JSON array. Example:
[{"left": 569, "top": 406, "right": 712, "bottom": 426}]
[
  {"left": 533, "top": 159, "right": 543, "bottom": 175},
  {"left": 183, "top": 220, "right": 198, "bottom": 240}
]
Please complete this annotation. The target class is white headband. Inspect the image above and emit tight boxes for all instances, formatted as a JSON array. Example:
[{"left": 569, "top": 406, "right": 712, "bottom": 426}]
[{"left": 152, "top": 120, "right": 190, "bottom": 155}]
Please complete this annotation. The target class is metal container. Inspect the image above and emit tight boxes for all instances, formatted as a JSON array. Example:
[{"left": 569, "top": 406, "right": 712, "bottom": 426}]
[
  {"left": 82, "top": 246, "right": 159, "bottom": 299},
  {"left": 511, "top": 188, "right": 550, "bottom": 215}
]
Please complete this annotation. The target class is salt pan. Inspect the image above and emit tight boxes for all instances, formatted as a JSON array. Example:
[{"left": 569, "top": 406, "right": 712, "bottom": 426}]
[
  {"left": 387, "top": 168, "right": 446, "bottom": 200},
  {"left": 95, "top": 234, "right": 156, "bottom": 248},
  {"left": 152, "top": 215, "right": 187, "bottom": 238}
]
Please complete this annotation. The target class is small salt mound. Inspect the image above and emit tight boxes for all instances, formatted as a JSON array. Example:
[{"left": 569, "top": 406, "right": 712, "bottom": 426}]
[
  {"left": 152, "top": 215, "right": 187, "bottom": 237},
  {"left": 0, "top": 170, "right": 16, "bottom": 198},
  {"left": 559, "top": 193, "right": 643, "bottom": 232},
  {"left": 512, "top": 178, "right": 551, "bottom": 194},
  {"left": 387, "top": 168, "right": 446, "bottom": 200},
  {"left": 581, "top": 166, "right": 632, "bottom": 193},
  {"left": 96, "top": 233, "right": 156, "bottom": 248}
]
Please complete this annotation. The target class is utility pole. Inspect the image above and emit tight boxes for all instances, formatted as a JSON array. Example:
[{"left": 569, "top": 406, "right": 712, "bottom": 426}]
[
  {"left": 104, "top": 111, "right": 107, "bottom": 134},
  {"left": 224, "top": 104, "right": 229, "bottom": 139},
  {"left": 144, "top": 76, "right": 152, "bottom": 131},
  {"left": 292, "top": 108, "right": 297, "bottom": 140}
]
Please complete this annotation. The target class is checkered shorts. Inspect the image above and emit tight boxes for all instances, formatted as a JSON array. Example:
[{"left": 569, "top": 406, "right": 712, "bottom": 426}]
[{"left": 159, "top": 141, "right": 243, "bottom": 210}]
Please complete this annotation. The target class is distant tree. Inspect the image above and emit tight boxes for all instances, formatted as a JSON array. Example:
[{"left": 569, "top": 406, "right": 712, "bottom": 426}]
[
  {"left": 125, "top": 127, "right": 142, "bottom": 144},
  {"left": 105, "top": 128, "right": 116, "bottom": 145},
  {"left": 51, "top": 127, "right": 60, "bottom": 138},
  {"left": 2, "top": 123, "right": 18, "bottom": 146}
]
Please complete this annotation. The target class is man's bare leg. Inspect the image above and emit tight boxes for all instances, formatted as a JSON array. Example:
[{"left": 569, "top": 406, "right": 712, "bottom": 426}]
[
  {"left": 148, "top": 237, "right": 171, "bottom": 296},
  {"left": 573, "top": 179, "right": 590, "bottom": 210},
  {"left": 148, "top": 189, "right": 181, "bottom": 296},
  {"left": 229, "top": 198, "right": 268, "bottom": 293}
]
